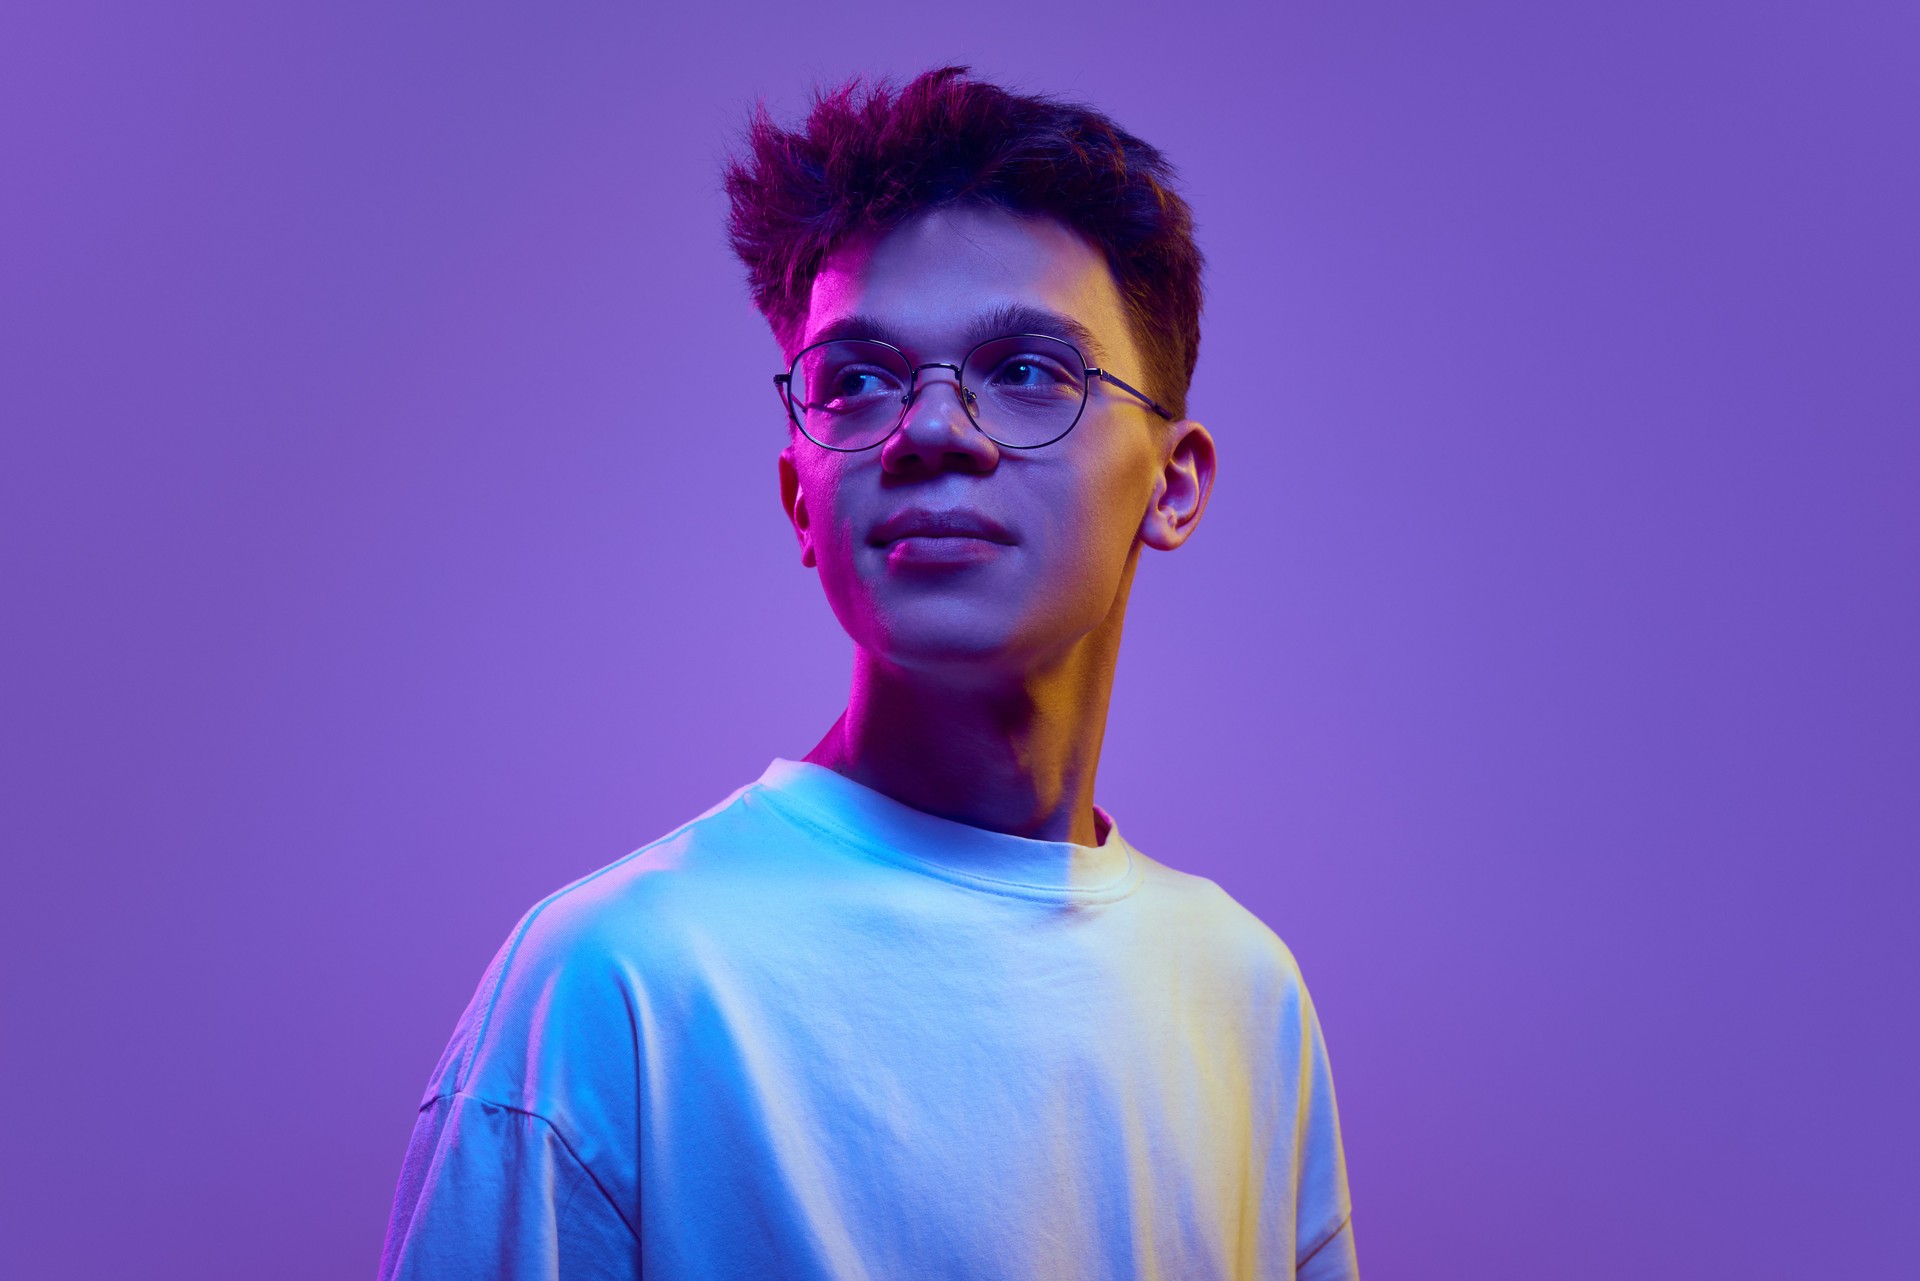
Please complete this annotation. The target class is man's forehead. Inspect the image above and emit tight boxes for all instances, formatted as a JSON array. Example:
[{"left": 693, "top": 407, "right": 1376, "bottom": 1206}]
[{"left": 800, "top": 206, "right": 1127, "bottom": 360}]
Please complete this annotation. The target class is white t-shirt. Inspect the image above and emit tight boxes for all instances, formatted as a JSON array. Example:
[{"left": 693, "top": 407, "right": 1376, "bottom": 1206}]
[{"left": 379, "top": 758, "right": 1357, "bottom": 1280}]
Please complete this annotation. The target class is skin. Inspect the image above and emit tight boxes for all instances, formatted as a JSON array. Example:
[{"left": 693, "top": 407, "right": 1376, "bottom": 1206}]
[{"left": 777, "top": 204, "right": 1216, "bottom": 846}]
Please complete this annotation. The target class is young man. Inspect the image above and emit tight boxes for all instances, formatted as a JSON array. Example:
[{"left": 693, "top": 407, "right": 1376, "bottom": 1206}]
[{"left": 379, "top": 67, "right": 1357, "bottom": 1280}]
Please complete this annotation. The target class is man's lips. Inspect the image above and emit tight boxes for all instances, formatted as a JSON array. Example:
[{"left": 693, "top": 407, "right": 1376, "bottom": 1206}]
[{"left": 869, "top": 507, "right": 1014, "bottom": 546}]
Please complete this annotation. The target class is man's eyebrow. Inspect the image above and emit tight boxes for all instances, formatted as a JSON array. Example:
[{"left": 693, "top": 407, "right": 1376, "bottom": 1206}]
[
  {"left": 802, "top": 306, "right": 1108, "bottom": 364},
  {"left": 804, "top": 314, "right": 912, "bottom": 349},
  {"left": 969, "top": 304, "right": 1105, "bottom": 364}
]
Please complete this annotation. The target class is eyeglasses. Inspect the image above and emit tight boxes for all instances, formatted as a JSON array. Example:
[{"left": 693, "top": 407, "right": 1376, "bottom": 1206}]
[{"left": 773, "top": 333, "right": 1173, "bottom": 452}]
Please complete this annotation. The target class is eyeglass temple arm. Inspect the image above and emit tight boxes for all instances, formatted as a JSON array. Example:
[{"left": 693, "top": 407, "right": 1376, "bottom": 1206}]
[{"left": 1087, "top": 368, "right": 1175, "bottom": 420}]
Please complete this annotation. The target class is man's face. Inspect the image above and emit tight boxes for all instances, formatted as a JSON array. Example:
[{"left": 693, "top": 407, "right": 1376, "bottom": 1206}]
[{"left": 777, "top": 204, "right": 1206, "bottom": 680}]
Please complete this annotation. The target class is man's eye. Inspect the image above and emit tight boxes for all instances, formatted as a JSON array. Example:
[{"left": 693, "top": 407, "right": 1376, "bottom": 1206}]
[
  {"left": 831, "top": 369, "right": 895, "bottom": 398},
  {"left": 992, "top": 358, "right": 1070, "bottom": 387}
]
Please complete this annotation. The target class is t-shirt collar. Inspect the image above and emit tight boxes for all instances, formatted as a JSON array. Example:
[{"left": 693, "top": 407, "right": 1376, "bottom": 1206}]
[{"left": 752, "top": 757, "right": 1138, "bottom": 899}]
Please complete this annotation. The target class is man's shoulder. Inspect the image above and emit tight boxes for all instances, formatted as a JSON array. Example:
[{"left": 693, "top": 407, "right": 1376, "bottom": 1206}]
[
  {"left": 1133, "top": 850, "right": 1314, "bottom": 998},
  {"left": 419, "top": 776, "right": 799, "bottom": 1104},
  {"left": 490, "top": 772, "right": 823, "bottom": 977},
  {"left": 525, "top": 786, "right": 753, "bottom": 937}
]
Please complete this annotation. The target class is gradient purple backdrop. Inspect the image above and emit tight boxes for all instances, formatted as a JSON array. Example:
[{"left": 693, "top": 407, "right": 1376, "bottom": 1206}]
[{"left": 3, "top": 2, "right": 1915, "bottom": 1277}]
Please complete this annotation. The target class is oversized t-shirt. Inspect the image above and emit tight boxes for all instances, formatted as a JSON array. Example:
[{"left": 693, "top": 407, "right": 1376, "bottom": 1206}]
[{"left": 379, "top": 758, "right": 1357, "bottom": 1280}]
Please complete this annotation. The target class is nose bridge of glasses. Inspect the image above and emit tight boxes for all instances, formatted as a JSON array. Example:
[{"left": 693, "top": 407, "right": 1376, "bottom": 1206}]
[{"left": 904, "top": 361, "right": 976, "bottom": 412}]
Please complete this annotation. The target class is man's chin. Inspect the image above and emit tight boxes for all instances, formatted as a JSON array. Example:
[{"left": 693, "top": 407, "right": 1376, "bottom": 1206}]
[{"left": 852, "top": 620, "right": 1041, "bottom": 680}]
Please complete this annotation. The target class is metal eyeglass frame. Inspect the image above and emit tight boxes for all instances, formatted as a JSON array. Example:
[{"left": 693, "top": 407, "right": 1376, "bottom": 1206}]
[{"left": 773, "top": 332, "right": 1174, "bottom": 452}]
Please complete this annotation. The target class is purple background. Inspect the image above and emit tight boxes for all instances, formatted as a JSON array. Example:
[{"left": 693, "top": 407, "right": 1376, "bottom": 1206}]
[{"left": 4, "top": 3, "right": 1915, "bottom": 1276}]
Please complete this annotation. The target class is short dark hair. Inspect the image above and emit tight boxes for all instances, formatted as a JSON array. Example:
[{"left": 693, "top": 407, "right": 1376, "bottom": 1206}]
[{"left": 724, "top": 66, "right": 1204, "bottom": 419}]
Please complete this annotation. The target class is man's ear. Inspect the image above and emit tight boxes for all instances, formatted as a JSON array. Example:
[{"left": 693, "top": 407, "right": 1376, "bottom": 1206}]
[
  {"left": 778, "top": 445, "right": 817, "bottom": 568},
  {"left": 1139, "top": 419, "right": 1217, "bottom": 552}
]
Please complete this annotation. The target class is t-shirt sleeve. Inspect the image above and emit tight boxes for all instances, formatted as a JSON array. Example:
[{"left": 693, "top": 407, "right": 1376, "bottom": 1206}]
[
  {"left": 378, "top": 1091, "right": 639, "bottom": 1281},
  {"left": 1292, "top": 984, "right": 1358, "bottom": 1281}
]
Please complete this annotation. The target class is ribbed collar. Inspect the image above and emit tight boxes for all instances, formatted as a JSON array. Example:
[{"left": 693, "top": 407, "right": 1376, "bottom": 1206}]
[{"left": 750, "top": 758, "right": 1142, "bottom": 902}]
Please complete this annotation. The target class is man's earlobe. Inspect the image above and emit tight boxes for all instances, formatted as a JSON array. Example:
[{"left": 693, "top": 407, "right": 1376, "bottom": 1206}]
[
  {"left": 777, "top": 448, "right": 818, "bottom": 568},
  {"left": 1140, "top": 419, "right": 1218, "bottom": 552}
]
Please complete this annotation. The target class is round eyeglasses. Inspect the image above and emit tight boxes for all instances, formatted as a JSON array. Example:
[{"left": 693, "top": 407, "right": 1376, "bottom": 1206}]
[{"left": 773, "top": 333, "right": 1173, "bottom": 452}]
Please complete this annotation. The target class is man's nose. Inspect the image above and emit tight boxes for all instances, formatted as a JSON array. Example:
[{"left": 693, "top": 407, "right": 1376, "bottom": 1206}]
[{"left": 885, "top": 365, "right": 997, "bottom": 470}]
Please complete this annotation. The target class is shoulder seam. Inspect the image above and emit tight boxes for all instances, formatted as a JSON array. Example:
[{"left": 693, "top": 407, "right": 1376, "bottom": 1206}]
[
  {"left": 1296, "top": 1211, "right": 1352, "bottom": 1269},
  {"left": 426, "top": 1090, "right": 641, "bottom": 1245},
  {"left": 454, "top": 789, "right": 754, "bottom": 1089}
]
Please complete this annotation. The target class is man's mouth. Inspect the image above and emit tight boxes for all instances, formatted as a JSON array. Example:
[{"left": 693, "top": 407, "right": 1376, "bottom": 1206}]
[{"left": 870, "top": 507, "right": 1014, "bottom": 546}]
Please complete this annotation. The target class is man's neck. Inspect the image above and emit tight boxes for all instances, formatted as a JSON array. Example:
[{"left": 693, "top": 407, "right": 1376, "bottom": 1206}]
[{"left": 803, "top": 631, "right": 1121, "bottom": 847}]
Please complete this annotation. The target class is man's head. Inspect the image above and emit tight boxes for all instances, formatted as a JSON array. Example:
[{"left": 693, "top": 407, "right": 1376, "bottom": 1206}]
[
  {"left": 726, "top": 66, "right": 1202, "bottom": 419},
  {"left": 725, "top": 69, "right": 1215, "bottom": 682}
]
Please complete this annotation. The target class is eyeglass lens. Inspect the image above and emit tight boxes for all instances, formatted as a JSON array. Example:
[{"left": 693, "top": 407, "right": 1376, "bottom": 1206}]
[{"left": 788, "top": 335, "right": 1087, "bottom": 450}]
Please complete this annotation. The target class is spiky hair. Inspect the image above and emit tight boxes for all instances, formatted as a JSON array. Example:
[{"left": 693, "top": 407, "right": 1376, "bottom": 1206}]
[{"left": 724, "top": 66, "right": 1204, "bottom": 418}]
